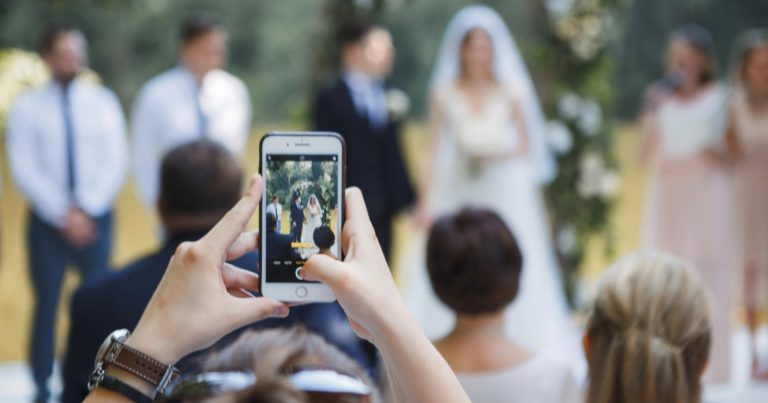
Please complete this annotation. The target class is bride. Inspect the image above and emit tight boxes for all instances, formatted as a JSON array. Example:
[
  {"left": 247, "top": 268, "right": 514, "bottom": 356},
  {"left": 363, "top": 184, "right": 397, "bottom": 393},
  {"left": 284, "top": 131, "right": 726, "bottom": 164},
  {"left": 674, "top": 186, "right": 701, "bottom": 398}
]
[
  {"left": 404, "top": 5, "right": 582, "bottom": 369},
  {"left": 301, "top": 194, "right": 323, "bottom": 257}
]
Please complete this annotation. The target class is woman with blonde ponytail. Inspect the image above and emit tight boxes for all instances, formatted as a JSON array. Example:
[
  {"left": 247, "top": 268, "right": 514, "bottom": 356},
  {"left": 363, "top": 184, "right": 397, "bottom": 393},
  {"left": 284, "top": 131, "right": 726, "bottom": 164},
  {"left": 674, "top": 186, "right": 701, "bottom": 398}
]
[{"left": 585, "top": 251, "right": 711, "bottom": 403}]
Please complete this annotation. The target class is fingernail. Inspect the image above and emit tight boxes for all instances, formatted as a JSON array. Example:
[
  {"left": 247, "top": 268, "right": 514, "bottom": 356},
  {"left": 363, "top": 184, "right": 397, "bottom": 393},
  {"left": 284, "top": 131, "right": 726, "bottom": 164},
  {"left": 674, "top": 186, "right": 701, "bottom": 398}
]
[{"left": 274, "top": 306, "right": 289, "bottom": 317}]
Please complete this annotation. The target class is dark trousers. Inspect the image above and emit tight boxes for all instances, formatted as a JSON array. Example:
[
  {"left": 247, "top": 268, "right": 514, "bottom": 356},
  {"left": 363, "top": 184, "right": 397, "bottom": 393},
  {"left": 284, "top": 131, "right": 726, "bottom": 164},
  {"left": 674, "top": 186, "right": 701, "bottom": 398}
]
[
  {"left": 292, "top": 222, "right": 303, "bottom": 243},
  {"left": 28, "top": 211, "right": 112, "bottom": 401}
]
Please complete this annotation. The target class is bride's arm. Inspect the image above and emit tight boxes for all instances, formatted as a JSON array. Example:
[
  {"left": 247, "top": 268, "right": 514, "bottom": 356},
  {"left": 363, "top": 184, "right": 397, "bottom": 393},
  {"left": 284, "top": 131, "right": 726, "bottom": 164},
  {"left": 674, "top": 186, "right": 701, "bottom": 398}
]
[{"left": 510, "top": 97, "right": 530, "bottom": 157}]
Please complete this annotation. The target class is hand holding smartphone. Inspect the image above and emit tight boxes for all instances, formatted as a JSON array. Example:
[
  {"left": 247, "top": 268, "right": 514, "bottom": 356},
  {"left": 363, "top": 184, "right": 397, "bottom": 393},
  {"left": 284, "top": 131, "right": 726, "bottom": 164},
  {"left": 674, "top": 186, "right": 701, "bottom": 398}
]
[{"left": 259, "top": 132, "right": 345, "bottom": 303}]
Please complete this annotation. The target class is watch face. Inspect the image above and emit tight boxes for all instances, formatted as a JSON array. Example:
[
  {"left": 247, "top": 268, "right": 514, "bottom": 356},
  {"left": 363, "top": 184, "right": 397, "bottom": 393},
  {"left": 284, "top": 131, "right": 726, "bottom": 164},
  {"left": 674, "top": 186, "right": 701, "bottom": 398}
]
[{"left": 94, "top": 329, "right": 130, "bottom": 366}]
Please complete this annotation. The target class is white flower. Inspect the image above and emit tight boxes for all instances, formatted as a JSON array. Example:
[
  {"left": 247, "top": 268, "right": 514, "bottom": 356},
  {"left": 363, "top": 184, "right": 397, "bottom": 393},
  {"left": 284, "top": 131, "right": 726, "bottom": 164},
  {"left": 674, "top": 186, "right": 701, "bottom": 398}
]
[
  {"left": 577, "top": 152, "right": 605, "bottom": 198},
  {"left": 546, "top": 120, "right": 573, "bottom": 155},
  {"left": 386, "top": 88, "right": 410, "bottom": 122},
  {"left": 577, "top": 99, "right": 602, "bottom": 136},
  {"left": 599, "top": 170, "right": 621, "bottom": 198},
  {"left": 556, "top": 224, "right": 578, "bottom": 255},
  {"left": 557, "top": 92, "right": 582, "bottom": 120}
]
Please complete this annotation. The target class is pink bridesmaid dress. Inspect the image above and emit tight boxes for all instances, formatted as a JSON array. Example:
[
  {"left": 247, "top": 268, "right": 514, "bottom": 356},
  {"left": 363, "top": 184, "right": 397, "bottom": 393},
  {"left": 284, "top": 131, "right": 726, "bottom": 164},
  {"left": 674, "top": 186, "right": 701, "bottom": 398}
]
[
  {"left": 643, "top": 84, "right": 735, "bottom": 383},
  {"left": 732, "top": 90, "right": 768, "bottom": 311}
]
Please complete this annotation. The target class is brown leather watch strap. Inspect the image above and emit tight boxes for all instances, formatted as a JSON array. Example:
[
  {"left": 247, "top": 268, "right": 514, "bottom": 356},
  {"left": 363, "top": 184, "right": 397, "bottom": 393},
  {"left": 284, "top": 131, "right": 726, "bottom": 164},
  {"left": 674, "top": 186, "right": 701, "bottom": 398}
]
[{"left": 105, "top": 341, "right": 177, "bottom": 387}]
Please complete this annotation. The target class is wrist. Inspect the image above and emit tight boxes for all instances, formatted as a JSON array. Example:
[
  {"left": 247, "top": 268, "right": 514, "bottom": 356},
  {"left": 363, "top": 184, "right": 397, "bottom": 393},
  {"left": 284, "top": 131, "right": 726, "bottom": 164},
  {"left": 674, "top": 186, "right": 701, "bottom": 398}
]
[{"left": 126, "top": 325, "right": 183, "bottom": 365}]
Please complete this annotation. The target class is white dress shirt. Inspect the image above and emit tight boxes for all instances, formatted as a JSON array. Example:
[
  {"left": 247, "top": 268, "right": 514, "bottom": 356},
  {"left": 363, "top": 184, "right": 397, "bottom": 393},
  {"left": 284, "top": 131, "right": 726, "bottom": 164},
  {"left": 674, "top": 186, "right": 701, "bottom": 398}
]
[
  {"left": 265, "top": 201, "right": 283, "bottom": 230},
  {"left": 131, "top": 65, "right": 251, "bottom": 205},
  {"left": 6, "top": 79, "right": 128, "bottom": 227},
  {"left": 343, "top": 70, "right": 388, "bottom": 129}
]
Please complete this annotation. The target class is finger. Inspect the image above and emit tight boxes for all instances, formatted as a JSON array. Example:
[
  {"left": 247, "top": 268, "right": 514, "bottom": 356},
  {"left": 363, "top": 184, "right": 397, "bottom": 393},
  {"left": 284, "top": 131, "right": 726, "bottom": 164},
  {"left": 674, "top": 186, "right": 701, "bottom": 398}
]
[
  {"left": 222, "top": 263, "right": 260, "bottom": 291},
  {"left": 201, "top": 174, "right": 263, "bottom": 253},
  {"left": 341, "top": 188, "right": 380, "bottom": 257},
  {"left": 230, "top": 297, "right": 290, "bottom": 326},
  {"left": 226, "top": 231, "right": 259, "bottom": 261},
  {"left": 301, "top": 254, "right": 346, "bottom": 288}
]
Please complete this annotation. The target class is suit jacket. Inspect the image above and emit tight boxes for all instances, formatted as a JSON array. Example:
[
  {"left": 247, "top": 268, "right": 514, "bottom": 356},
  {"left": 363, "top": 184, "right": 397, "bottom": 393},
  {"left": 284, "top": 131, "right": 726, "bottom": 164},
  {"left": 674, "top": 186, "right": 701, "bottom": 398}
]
[
  {"left": 61, "top": 230, "right": 373, "bottom": 403},
  {"left": 290, "top": 202, "right": 304, "bottom": 226},
  {"left": 266, "top": 229, "right": 300, "bottom": 261},
  {"left": 313, "top": 79, "right": 415, "bottom": 219}
]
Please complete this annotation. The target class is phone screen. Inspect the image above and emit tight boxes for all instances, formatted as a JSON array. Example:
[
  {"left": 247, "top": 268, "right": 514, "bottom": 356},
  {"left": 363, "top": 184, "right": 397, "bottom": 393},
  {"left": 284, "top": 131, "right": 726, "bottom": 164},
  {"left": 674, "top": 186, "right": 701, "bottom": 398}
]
[{"left": 263, "top": 153, "right": 340, "bottom": 283}]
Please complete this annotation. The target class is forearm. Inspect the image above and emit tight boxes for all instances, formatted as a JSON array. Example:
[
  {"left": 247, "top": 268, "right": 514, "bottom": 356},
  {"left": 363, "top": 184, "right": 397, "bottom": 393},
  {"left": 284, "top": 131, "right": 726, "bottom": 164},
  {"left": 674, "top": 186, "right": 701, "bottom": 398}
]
[{"left": 374, "top": 307, "right": 469, "bottom": 403}]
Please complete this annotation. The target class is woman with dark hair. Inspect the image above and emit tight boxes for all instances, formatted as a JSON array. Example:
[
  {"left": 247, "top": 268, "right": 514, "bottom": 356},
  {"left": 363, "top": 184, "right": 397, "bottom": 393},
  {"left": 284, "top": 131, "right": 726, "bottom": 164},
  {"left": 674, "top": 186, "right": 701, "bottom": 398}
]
[
  {"left": 427, "top": 209, "right": 578, "bottom": 403},
  {"left": 726, "top": 29, "right": 768, "bottom": 379},
  {"left": 639, "top": 24, "right": 734, "bottom": 382}
]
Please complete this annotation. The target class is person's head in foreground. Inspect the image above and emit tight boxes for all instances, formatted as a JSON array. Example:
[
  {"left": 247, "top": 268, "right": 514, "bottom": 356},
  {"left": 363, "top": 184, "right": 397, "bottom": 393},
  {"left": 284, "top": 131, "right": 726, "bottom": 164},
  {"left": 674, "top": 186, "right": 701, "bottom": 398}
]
[
  {"left": 731, "top": 29, "right": 768, "bottom": 98},
  {"left": 159, "top": 140, "right": 242, "bottom": 235},
  {"left": 39, "top": 21, "right": 87, "bottom": 83},
  {"left": 585, "top": 250, "right": 711, "bottom": 403},
  {"left": 313, "top": 226, "right": 336, "bottom": 258},
  {"left": 163, "top": 327, "right": 377, "bottom": 403},
  {"left": 265, "top": 212, "right": 278, "bottom": 232},
  {"left": 665, "top": 24, "right": 717, "bottom": 94},
  {"left": 339, "top": 19, "right": 394, "bottom": 79},
  {"left": 180, "top": 15, "right": 227, "bottom": 80},
  {"left": 427, "top": 208, "right": 522, "bottom": 317}
]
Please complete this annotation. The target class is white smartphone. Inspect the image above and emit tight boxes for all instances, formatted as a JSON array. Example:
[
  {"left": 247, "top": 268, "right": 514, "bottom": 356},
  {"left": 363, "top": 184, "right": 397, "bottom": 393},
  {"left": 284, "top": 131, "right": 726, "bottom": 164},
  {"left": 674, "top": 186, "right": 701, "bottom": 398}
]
[{"left": 259, "top": 132, "right": 345, "bottom": 303}]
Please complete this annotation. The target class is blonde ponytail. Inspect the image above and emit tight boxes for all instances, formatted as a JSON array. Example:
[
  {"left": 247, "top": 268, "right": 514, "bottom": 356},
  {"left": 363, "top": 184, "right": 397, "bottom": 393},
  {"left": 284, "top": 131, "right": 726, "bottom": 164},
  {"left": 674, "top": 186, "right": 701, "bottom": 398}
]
[{"left": 585, "top": 251, "right": 711, "bottom": 403}]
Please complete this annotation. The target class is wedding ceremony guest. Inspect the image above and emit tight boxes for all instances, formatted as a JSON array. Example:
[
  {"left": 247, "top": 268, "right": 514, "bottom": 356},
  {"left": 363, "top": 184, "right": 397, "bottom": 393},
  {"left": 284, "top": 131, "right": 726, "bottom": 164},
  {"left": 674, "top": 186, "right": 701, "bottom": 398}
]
[
  {"left": 639, "top": 24, "right": 734, "bottom": 382},
  {"left": 584, "top": 251, "right": 711, "bottom": 403},
  {"left": 726, "top": 29, "right": 768, "bottom": 379},
  {"left": 265, "top": 195, "right": 283, "bottom": 232},
  {"left": 5, "top": 22, "right": 128, "bottom": 403},
  {"left": 313, "top": 19, "right": 414, "bottom": 262},
  {"left": 83, "top": 179, "right": 470, "bottom": 403},
  {"left": 313, "top": 226, "right": 336, "bottom": 259},
  {"left": 131, "top": 16, "right": 251, "bottom": 207},
  {"left": 64, "top": 142, "right": 372, "bottom": 402},
  {"left": 265, "top": 212, "right": 299, "bottom": 262},
  {"left": 427, "top": 208, "right": 578, "bottom": 403},
  {"left": 290, "top": 192, "right": 304, "bottom": 243}
]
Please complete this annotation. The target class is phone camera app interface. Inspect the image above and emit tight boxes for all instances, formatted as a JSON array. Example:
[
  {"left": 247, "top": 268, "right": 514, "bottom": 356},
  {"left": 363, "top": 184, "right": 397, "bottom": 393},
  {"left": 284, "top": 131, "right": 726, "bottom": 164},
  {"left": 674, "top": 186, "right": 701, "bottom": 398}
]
[{"left": 265, "top": 154, "right": 339, "bottom": 282}]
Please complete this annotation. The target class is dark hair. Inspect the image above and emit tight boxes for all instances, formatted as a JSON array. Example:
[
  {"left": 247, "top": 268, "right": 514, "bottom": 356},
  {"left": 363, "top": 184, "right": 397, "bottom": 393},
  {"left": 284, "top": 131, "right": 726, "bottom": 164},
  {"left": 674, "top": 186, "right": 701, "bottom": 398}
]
[
  {"left": 266, "top": 212, "right": 278, "bottom": 231},
  {"left": 426, "top": 208, "right": 523, "bottom": 315},
  {"left": 39, "top": 21, "right": 80, "bottom": 55},
  {"left": 670, "top": 24, "right": 717, "bottom": 83},
  {"left": 202, "top": 327, "right": 378, "bottom": 403},
  {"left": 313, "top": 227, "right": 335, "bottom": 249},
  {"left": 337, "top": 18, "right": 381, "bottom": 47},
  {"left": 159, "top": 140, "right": 242, "bottom": 218},
  {"left": 180, "top": 15, "right": 222, "bottom": 45}
]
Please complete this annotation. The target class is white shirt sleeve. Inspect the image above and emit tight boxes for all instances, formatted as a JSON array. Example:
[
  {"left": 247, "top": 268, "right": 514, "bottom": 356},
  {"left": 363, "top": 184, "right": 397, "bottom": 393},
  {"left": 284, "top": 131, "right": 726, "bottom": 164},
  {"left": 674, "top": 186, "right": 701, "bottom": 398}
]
[
  {"left": 85, "top": 89, "right": 128, "bottom": 211},
  {"left": 6, "top": 95, "right": 70, "bottom": 226},
  {"left": 215, "top": 78, "right": 251, "bottom": 156},
  {"left": 130, "top": 86, "right": 163, "bottom": 206}
]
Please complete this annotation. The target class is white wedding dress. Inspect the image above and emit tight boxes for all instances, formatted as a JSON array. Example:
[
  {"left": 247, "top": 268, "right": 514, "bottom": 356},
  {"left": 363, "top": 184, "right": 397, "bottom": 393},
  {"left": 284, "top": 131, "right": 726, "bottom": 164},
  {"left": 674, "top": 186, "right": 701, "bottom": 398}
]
[
  {"left": 402, "top": 5, "right": 583, "bottom": 375},
  {"left": 301, "top": 195, "right": 323, "bottom": 258}
]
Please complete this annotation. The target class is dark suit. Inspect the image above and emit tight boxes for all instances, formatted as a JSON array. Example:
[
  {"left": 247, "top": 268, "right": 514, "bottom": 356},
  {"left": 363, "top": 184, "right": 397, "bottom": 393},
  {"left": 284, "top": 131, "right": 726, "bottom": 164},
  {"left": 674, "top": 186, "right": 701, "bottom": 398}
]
[
  {"left": 313, "top": 79, "right": 414, "bottom": 260},
  {"left": 290, "top": 202, "right": 304, "bottom": 242},
  {"left": 266, "top": 228, "right": 300, "bottom": 261},
  {"left": 61, "top": 230, "right": 374, "bottom": 403}
]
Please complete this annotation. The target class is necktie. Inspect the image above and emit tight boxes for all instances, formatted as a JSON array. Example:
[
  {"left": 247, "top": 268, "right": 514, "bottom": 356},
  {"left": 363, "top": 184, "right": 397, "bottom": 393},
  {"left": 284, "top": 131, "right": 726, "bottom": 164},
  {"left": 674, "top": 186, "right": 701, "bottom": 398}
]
[{"left": 61, "top": 83, "right": 77, "bottom": 202}]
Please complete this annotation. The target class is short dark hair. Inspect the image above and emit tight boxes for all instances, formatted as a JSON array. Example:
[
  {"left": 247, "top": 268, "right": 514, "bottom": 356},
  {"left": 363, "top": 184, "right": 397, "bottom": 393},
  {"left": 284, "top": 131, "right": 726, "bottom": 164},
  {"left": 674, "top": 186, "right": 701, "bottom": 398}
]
[
  {"left": 426, "top": 208, "right": 523, "bottom": 315},
  {"left": 180, "top": 15, "right": 222, "bottom": 45},
  {"left": 337, "top": 18, "right": 381, "bottom": 47},
  {"left": 313, "top": 226, "right": 335, "bottom": 249},
  {"left": 39, "top": 21, "right": 80, "bottom": 55},
  {"left": 159, "top": 140, "right": 242, "bottom": 218},
  {"left": 266, "top": 212, "right": 278, "bottom": 231}
]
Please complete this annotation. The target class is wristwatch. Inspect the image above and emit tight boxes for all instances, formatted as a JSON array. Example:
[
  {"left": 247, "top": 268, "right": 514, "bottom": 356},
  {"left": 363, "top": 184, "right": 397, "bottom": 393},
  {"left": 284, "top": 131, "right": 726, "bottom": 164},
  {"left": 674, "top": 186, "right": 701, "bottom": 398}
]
[{"left": 88, "top": 329, "right": 181, "bottom": 399}]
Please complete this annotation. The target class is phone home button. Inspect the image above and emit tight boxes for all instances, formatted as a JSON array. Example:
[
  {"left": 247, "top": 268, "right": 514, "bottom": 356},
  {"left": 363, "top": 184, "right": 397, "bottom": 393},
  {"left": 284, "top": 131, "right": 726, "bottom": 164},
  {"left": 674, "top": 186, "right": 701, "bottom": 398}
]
[{"left": 295, "top": 286, "right": 308, "bottom": 299}]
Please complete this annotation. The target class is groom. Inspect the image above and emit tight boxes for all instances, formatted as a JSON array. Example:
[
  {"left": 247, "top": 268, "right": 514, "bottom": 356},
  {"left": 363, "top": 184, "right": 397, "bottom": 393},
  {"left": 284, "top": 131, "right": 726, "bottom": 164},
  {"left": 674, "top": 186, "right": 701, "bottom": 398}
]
[
  {"left": 313, "top": 19, "right": 414, "bottom": 261},
  {"left": 290, "top": 192, "right": 304, "bottom": 243}
]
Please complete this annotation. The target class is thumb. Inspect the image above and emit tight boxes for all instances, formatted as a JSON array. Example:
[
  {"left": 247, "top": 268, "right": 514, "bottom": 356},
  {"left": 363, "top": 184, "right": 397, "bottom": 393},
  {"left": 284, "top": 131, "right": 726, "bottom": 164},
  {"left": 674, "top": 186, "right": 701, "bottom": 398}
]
[
  {"left": 301, "top": 254, "right": 345, "bottom": 287},
  {"left": 230, "top": 297, "right": 289, "bottom": 326}
]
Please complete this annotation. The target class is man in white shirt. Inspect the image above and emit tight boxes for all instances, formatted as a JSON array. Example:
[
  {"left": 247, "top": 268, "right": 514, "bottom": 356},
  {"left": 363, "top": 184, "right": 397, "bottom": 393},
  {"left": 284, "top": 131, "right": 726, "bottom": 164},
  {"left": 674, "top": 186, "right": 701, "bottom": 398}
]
[
  {"left": 265, "top": 195, "right": 283, "bottom": 233},
  {"left": 5, "top": 22, "right": 127, "bottom": 403},
  {"left": 131, "top": 16, "right": 252, "bottom": 207}
]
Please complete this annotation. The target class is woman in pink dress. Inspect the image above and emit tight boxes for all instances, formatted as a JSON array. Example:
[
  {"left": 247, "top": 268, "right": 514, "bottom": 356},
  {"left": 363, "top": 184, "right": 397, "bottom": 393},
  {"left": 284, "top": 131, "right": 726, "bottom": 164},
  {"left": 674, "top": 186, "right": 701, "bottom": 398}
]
[
  {"left": 726, "top": 30, "right": 768, "bottom": 379},
  {"left": 639, "top": 24, "right": 734, "bottom": 383}
]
